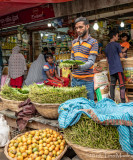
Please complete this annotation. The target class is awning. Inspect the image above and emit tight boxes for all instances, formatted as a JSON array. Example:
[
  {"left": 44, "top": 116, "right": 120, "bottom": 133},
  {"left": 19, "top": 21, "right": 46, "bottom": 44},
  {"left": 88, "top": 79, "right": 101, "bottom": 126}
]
[{"left": 0, "top": 0, "right": 73, "bottom": 17}]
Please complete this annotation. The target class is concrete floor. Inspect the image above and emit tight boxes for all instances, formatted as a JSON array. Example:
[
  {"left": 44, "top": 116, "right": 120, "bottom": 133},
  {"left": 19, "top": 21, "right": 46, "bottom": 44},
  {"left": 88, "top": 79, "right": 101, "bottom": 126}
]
[{"left": 0, "top": 148, "right": 8, "bottom": 160}]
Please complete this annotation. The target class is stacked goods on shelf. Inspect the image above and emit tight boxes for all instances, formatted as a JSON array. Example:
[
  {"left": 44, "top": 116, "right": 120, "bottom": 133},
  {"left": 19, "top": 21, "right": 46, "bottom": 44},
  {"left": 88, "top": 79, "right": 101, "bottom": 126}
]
[
  {"left": 5, "top": 129, "right": 67, "bottom": 160},
  {"left": 28, "top": 84, "right": 87, "bottom": 119}
]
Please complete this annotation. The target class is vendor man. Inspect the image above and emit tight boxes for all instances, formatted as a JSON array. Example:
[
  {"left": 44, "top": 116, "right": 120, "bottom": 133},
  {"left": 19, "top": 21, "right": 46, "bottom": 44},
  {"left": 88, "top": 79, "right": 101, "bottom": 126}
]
[{"left": 71, "top": 17, "right": 98, "bottom": 100}]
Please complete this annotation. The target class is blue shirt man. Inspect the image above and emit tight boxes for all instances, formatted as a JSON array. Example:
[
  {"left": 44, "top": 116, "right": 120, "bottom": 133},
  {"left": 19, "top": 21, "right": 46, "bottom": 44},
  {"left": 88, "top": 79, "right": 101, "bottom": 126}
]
[{"left": 105, "top": 30, "right": 125, "bottom": 103}]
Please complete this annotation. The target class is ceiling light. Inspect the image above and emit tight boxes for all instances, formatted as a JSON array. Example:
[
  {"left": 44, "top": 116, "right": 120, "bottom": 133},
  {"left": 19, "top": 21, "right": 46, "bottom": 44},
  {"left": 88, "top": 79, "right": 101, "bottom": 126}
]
[
  {"left": 40, "top": 33, "right": 43, "bottom": 38},
  {"left": 120, "top": 21, "right": 125, "bottom": 28},
  {"left": 48, "top": 22, "right": 52, "bottom": 27},
  {"left": 93, "top": 21, "right": 99, "bottom": 30}
]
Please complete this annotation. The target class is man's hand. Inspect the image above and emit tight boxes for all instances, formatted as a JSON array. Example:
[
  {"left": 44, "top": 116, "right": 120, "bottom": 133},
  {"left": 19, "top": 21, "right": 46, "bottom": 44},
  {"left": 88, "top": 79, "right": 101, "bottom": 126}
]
[{"left": 70, "top": 64, "right": 79, "bottom": 70}]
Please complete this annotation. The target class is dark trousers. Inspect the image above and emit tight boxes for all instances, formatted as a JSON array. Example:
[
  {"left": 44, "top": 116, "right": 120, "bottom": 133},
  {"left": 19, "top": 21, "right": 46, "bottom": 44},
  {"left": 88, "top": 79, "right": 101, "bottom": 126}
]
[{"left": 110, "top": 72, "right": 125, "bottom": 103}]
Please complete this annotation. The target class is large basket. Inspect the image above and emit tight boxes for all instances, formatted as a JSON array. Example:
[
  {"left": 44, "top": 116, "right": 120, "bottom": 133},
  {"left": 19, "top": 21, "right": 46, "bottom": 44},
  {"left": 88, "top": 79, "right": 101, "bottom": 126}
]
[
  {"left": 0, "top": 97, "right": 22, "bottom": 112},
  {"left": 32, "top": 102, "right": 60, "bottom": 119},
  {"left": 66, "top": 139, "right": 133, "bottom": 160},
  {"left": 4, "top": 132, "right": 68, "bottom": 160}
]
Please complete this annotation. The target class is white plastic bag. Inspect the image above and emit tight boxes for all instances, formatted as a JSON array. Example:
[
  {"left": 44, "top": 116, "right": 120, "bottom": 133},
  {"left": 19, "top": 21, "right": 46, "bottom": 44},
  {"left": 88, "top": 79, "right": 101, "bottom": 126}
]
[
  {"left": 0, "top": 114, "right": 10, "bottom": 147},
  {"left": 94, "top": 71, "right": 109, "bottom": 90}
]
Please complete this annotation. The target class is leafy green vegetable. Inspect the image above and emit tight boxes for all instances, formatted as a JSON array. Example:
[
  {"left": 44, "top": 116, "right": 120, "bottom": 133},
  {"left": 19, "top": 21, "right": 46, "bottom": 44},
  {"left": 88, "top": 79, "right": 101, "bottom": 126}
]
[
  {"left": 64, "top": 114, "right": 121, "bottom": 150},
  {"left": 59, "top": 60, "right": 85, "bottom": 68},
  {"left": 0, "top": 85, "right": 29, "bottom": 101}
]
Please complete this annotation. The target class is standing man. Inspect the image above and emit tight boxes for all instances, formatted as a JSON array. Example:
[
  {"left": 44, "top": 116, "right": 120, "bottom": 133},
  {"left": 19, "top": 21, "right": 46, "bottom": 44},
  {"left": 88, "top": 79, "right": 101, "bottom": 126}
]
[
  {"left": 71, "top": 17, "right": 98, "bottom": 100},
  {"left": 105, "top": 30, "right": 125, "bottom": 103}
]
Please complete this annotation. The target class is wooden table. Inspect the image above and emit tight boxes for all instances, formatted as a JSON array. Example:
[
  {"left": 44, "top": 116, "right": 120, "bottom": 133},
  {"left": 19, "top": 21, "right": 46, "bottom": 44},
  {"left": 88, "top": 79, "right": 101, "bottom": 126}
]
[{"left": 0, "top": 110, "right": 59, "bottom": 138}]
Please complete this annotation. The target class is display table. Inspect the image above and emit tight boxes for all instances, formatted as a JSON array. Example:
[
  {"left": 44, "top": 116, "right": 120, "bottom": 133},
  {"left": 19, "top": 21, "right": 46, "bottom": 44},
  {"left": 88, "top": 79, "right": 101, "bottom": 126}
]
[{"left": 0, "top": 110, "right": 59, "bottom": 139}]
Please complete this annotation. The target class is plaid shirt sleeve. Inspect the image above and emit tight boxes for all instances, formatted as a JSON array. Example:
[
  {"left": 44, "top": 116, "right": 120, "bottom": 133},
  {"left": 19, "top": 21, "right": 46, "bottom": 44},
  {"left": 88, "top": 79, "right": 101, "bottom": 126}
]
[{"left": 90, "top": 40, "right": 98, "bottom": 55}]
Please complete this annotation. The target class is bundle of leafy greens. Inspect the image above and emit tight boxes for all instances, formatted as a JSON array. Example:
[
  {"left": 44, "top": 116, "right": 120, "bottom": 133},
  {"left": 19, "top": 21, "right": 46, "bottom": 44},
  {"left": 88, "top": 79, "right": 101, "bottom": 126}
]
[
  {"left": 1, "top": 85, "right": 29, "bottom": 101},
  {"left": 64, "top": 114, "right": 121, "bottom": 150},
  {"left": 29, "top": 84, "right": 87, "bottom": 104},
  {"left": 59, "top": 60, "right": 85, "bottom": 68}
]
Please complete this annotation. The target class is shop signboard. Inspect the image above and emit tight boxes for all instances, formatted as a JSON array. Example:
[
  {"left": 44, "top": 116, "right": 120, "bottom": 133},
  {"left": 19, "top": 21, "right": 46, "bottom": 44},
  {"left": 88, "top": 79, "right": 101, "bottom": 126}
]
[
  {"left": 19, "top": 4, "right": 55, "bottom": 24},
  {"left": 0, "top": 13, "right": 20, "bottom": 28},
  {"left": 0, "top": 4, "right": 55, "bottom": 28}
]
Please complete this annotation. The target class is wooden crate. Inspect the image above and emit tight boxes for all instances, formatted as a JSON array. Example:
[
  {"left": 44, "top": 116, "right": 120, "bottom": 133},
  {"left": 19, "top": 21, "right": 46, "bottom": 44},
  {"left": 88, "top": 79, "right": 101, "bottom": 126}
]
[{"left": 125, "top": 84, "right": 133, "bottom": 100}]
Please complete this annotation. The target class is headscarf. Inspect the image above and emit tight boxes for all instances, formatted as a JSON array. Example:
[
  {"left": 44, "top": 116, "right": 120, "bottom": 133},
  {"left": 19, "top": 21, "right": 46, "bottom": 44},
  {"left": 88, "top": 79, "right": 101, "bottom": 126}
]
[
  {"left": 24, "top": 54, "right": 46, "bottom": 86},
  {"left": 8, "top": 46, "right": 27, "bottom": 79}
]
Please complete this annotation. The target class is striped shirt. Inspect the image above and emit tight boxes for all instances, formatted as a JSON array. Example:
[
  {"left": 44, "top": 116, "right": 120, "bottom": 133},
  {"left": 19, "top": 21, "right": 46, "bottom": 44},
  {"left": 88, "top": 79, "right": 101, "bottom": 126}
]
[{"left": 71, "top": 35, "right": 98, "bottom": 81}]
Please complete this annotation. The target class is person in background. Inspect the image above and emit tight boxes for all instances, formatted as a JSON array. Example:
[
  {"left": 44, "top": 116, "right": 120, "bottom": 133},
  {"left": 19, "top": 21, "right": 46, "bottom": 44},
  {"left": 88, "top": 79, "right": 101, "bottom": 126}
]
[
  {"left": 98, "top": 41, "right": 103, "bottom": 54},
  {"left": 105, "top": 30, "right": 125, "bottom": 103},
  {"left": 43, "top": 53, "right": 69, "bottom": 87},
  {"left": 24, "top": 53, "right": 46, "bottom": 86},
  {"left": 120, "top": 33, "right": 130, "bottom": 58},
  {"left": 43, "top": 47, "right": 48, "bottom": 56},
  {"left": 1, "top": 67, "right": 8, "bottom": 88},
  {"left": 71, "top": 17, "right": 98, "bottom": 100},
  {"left": 0, "top": 47, "right": 3, "bottom": 86},
  {"left": 51, "top": 47, "right": 55, "bottom": 55},
  {"left": 9, "top": 46, "right": 27, "bottom": 88}
]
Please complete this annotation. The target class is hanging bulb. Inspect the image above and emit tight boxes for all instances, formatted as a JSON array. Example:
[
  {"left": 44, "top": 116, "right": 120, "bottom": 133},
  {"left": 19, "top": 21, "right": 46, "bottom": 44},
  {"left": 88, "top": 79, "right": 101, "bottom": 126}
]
[
  {"left": 48, "top": 22, "right": 52, "bottom": 27},
  {"left": 93, "top": 21, "right": 99, "bottom": 30},
  {"left": 120, "top": 21, "right": 125, "bottom": 28},
  {"left": 40, "top": 33, "right": 43, "bottom": 38}
]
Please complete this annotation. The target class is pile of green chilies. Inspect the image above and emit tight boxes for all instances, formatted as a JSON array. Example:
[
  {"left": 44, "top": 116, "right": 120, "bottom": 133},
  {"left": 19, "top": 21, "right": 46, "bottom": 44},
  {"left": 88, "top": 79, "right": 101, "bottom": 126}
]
[
  {"left": 64, "top": 114, "right": 121, "bottom": 150},
  {"left": 29, "top": 84, "right": 87, "bottom": 104}
]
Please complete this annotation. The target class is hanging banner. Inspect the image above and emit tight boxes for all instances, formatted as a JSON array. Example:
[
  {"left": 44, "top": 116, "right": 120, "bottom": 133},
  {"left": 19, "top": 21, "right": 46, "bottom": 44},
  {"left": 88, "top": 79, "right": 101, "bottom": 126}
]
[{"left": 0, "top": 4, "right": 55, "bottom": 28}]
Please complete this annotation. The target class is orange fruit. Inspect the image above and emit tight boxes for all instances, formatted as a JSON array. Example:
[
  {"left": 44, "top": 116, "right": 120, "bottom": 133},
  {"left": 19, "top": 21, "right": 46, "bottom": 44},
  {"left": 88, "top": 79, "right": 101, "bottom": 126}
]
[
  {"left": 17, "top": 156, "right": 23, "bottom": 160},
  {"left": 44, "top": 149, "right": 49, "bottom": 155},
  {"left": 22, "top": 152, "right": 27, "bottom": 158}
]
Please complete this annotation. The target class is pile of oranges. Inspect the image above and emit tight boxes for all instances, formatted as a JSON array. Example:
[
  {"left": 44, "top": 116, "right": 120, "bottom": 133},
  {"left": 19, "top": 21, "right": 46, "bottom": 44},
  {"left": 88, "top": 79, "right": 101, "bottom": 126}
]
[{"left": 7, "top": 129, "right": 66, "bottom": 160}]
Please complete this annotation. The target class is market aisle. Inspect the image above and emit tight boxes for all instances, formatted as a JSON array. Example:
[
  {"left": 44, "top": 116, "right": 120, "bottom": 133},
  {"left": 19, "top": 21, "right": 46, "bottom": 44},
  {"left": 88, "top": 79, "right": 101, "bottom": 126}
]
[{"left": 0, "top": 148, "right": 8, "bottom": 160}]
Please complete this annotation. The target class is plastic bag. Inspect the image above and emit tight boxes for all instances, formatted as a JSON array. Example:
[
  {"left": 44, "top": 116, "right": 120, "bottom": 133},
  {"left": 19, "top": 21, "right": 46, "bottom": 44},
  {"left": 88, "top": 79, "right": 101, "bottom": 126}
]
[
  {"left": 95, "top": 85, "right": 109, "bottom": 101},
  {"left": 0, "top": 114, "right": 10, "bottom": 147},
  {"left": 94, "top": 71, "right": 109, "bottom": 90}
]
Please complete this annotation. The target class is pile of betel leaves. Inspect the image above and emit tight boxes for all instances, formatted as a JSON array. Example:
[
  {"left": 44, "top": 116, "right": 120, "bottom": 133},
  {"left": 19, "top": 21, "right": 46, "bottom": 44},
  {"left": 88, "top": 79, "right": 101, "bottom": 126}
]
[{"left": 59, "top": 60, "right": 85, "bottom": 68}]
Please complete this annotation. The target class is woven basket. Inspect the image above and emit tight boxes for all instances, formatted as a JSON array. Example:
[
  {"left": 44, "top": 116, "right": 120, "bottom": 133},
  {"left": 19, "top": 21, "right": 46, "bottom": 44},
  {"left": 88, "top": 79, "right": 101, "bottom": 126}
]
[
  {"left": 0, "top": 97, "right": 22, "bottom": 112},
  {"left": 66, "top": 139, "right": 133, "bottom": 160},
  {"left": 4, "top": 132, "right": 67, "bottom": 160},
  {"left": 33, "top": 102, "right": 60, "bottom": 119}
]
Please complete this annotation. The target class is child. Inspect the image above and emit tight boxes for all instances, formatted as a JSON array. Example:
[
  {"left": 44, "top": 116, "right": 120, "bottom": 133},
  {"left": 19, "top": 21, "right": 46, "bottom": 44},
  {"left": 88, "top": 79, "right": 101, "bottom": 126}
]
[
  {"left": 105, "top": 30, "right": 125, "bottom": 103},
  {"left": 120, "top": 33, "right": 130, "bottom": 58},
  {"left": 1, "top": 67, "right": 8, "bottom": 87},
  {"left": 42, "top": 53, "right": 69, "bottom": 87}
]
